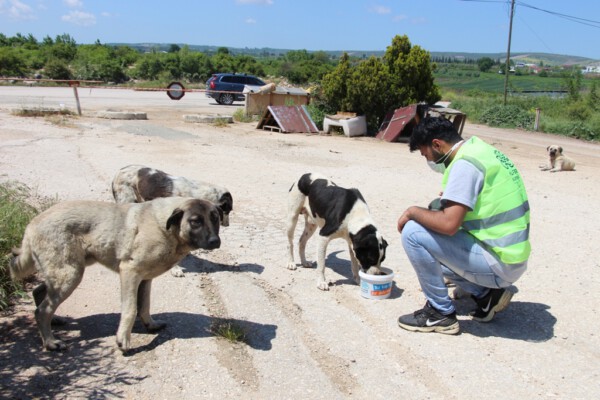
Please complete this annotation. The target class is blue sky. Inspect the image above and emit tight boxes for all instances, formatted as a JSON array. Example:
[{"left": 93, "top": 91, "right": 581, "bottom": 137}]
[{"left": 1, "top": 0, "right": 599, "bottom": 60}]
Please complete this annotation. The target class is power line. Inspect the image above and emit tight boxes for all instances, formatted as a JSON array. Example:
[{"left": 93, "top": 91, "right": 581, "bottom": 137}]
[
  {"left": 516, "top": 1, "right": 600, "bottom": 29},
  {"left": 459, "top": 0, "right": 600, "bottom": 29}
]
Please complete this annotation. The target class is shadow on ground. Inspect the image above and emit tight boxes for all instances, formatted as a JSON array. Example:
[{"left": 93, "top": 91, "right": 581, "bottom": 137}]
[{"left": 1, "top": 305, "right": 277, "bottom": 398}]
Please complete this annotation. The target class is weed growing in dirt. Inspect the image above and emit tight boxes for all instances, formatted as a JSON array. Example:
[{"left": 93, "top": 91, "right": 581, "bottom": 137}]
[
  {"left": 0, "top": 181, "right": 57, "bottom": 310},
  {"left": 212, "top": 117, "right": 231, "bottom": 128},
  {"left": 210, "top": 320, "right": 247, "bottom": 343},
  {"left": 233, "top": 108, "right": 255, "bottom": 123},
  {"left": 12, "top": 107, "right": 74, "bottom": 118}
]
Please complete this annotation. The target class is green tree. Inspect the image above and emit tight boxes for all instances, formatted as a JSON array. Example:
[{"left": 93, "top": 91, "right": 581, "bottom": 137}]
[
  {"left": 346, "top": 56, "right": 392, "bottom": 131},
  {"left": 0, "top": 47, "right": 27, "bottom": 76},
  {"left": 586, "top": 80, "right": 599, "bottom": 111},
  {"left": 563, "top": 68, "right": 582, "bottom": 102},
  {"left": 321, "top": 35, "right": 440, "bottom": 133},
  {"left": 477, "top": 57, "right": 494, "bottom": 72},
  {"left": 71, "top": 44, "right": 127, "bottom": 82},
  {"left": 179, "top": 46, "right": 212, "bottom": 82},
  {"left": 44, "top": 58, "right": 72, "bottom": 80},
  {"left": 383, "top": 35, "right": 440, "bottom": 108},
  {"left": 321, "top": 52, "right": 352, "bottom": 113}
]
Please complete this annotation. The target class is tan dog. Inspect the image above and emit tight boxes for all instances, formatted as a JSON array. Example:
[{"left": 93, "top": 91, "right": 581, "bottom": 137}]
[
  {"left": 540, "top": 145, "right": 576, "bottom": 172},
  {"left": 10, "top": 197, "right": 221, "bottom": 352}
]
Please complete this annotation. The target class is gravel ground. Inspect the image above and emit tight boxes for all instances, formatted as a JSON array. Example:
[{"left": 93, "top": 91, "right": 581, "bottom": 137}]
[{"left": 1, "top": 87, "right": 599, "bottom": 399}]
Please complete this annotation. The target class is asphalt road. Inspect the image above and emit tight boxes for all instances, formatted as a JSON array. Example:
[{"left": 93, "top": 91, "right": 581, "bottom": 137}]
[{"left": 0, "top": 85, "right": 240, "bottom": 116}]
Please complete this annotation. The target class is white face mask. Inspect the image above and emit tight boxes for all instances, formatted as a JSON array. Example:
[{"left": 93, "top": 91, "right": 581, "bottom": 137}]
[{"left": 427, "top": 140, "right": 464, "bottom": 174}]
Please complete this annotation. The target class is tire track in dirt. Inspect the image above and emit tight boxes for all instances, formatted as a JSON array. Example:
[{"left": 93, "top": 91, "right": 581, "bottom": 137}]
[
  {"left": 251, "top": 277, "right": 358, "bottom": 396},
  {"left": 195, "top": 254, "right": 261, "bottom": 392},
  {"left": 331, "top": 287, "right": 455, "bottom": 398}
]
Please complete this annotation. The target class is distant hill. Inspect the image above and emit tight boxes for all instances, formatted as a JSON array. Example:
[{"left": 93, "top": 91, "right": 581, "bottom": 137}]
[{"left": 107, "top": 43, "right": 598, "bottom": 66}]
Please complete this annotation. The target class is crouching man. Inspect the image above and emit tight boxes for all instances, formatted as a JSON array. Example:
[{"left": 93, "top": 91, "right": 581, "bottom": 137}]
[{"left": 397, "top": 117, "right": 530, "bottom": 334}]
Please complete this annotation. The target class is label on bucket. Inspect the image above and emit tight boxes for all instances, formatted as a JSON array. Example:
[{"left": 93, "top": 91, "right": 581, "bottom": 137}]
[{"left": 361, "top": 281, "right": 392, "bottom": 296}]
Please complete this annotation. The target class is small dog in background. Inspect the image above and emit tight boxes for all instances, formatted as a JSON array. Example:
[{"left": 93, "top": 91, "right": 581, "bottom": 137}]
[{"left": 540, "top": 145, "right": 576, "bottom": 172}]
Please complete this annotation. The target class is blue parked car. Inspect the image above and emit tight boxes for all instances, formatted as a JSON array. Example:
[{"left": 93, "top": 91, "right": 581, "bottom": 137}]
[{"left": 205, "top": 73, "right": 266, "bottom": 105}]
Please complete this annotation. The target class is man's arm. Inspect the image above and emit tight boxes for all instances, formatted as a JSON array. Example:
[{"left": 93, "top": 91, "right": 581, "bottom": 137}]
[{"left": 397, "top": 200, "right": 468, "bottom": 235}]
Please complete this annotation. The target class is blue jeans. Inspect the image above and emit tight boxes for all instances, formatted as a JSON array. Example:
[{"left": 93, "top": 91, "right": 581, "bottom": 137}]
[{"left": 401, "top": 220, "right": 513, "bottom": 315}]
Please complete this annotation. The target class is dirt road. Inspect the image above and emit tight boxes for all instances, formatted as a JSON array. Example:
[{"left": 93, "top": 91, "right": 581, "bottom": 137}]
[{"left": 1, "top": 87, "right": 599, "bottom": 399}]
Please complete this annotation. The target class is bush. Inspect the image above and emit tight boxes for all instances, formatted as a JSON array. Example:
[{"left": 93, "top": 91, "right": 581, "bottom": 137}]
[
  {"left": 565, "top": 101, "right": 591, "bottom": 121},
  {"left": 0, "top": 182, "right": 38, "bottom": 310},
  {"left": 479, "top": 104, "right": 534, "bottom": 129}
]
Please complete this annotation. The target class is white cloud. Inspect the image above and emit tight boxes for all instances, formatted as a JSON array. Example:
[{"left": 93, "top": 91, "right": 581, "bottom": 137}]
[
  {"left": 370, "top": 5, "right": 391, "bottom": 15},
  {"left": 63, "top": 0, "right": 83, "bottom": 8},
  {"left": 392, "top": 14, "right": 408, "bottom": 22},
  {"left": 245, "top": 17, "right": 257, "bottom": 24},
  {"left": 100, "top": 11, "right": 111, "bottom": 17},
  {"left": 0, "top": 0, "right": 36, "bottom": 20},
  {"left": 61, "top": 10, "right": 96, "bottom": 26},
  {"left": 236, "top": 0, "right": 273, "bottom": 5}
]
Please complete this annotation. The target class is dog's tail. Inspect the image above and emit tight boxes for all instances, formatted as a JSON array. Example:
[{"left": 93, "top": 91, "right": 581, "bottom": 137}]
[{"left": 9, "top": 237, "right": 36, "bottom": 280}]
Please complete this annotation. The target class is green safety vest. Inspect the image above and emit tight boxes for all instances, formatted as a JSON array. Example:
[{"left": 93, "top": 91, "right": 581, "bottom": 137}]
[{"left": 442, "top": 136, "right": 531, "bottom": 264}]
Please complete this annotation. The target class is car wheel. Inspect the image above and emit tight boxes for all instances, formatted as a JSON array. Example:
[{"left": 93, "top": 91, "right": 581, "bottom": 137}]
[{"left": 219, "top": 93, "right": 235, "bottom": 105}]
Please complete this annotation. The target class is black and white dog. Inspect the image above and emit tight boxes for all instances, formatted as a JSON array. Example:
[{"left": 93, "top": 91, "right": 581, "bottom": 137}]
[
  {"left": 112, "top": 165, "right": 232, "bottom": 277},
  {"left": 286, "top": 173, "right": 388, "bottom": 290}
]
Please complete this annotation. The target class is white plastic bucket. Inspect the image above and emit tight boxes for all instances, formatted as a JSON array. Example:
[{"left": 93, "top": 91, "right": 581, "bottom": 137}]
[{"left": 359, "top": 267, "right": 394, "bottom": 300}]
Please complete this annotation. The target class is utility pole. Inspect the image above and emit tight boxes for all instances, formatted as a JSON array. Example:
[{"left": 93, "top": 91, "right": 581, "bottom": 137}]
[{"left": 503, "top": 0, "right": 515, "bottom": 105}]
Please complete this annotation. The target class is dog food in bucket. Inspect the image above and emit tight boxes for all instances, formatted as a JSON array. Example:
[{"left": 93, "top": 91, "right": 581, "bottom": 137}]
[{"left": 359, "top": 267, "right": 394, "bottom": 300}]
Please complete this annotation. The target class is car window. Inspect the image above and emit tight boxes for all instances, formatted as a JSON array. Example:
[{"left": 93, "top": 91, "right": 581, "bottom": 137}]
[
  {"left": 229, "top": 76, "right": 245, "bottom": 84},
  {"left": 247, "top": 77, "right": 264, "bottom": 85},
  {"left": 221, "top": 76, "right": 234, "bottom": 83}
]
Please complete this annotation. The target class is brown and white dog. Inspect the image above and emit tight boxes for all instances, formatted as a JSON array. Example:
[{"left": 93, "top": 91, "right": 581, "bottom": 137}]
[
  {"left": 540, "top": 145, "right": 576, "bottom": 172},
  {"left": 286, "top": 173, "right": 388, "bottom": 291},
  {"left": 10, "top": 197, "right": 221, "bottom": 352},
  {"left": 112, "top": 165, "right": 232, "bottom": 277}
]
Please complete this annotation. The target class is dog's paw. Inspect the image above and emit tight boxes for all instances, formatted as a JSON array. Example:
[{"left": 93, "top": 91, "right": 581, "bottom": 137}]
[
  {"left": 44, "top": 338, "right": 68, "bottom": 351},
  {"left": 170, "top": 266, "right": 185, "bottom": 277},
  {"left": 317, "top": 280, "right": 330, "bottom": 291},
  {"left": 145, "top": 319, "right": 167, "bottom": 332},
  {"left": 300, "top": 261, "right": 314, "bottom": 268},
  {"left": 286, "top": 261, "right": 297, "bottom": 270},
  {"left": 116, "top": 335, "right": 130, "bottom": 353}
]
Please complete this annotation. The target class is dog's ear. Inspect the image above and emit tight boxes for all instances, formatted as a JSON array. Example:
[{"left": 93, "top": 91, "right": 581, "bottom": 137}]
[
  {"left": 559, "top": 146, "right": 563, "bottom": 154},
  {"left": 382, "top": 238, "right": 389, "bottom": 250},
  {"left": 166, "top": 208, "right": 184, "bottom": 230},
  {"left": 546, "top": 145, "right": 551, "bottom": 151},
  {"left": 216, "top": 205, "right": 224, "bottom": 223}
]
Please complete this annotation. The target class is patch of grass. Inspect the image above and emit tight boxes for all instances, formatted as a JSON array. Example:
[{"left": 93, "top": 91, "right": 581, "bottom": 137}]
[
  {"left": 232, "top": 108, "right": 255, "bottom": 123},
  {"left": 212, "top": 117, "right": 231, "bottom": 128},
  {"left": 0, "top": 181, "right": 57, "bottom": 310},
  {"left": 45, "top": 114, "right": 78, "bottom": 128},
  {"left": 210, "top": 320, "right": 247, "bottom": 343},
  {"left": 0, "top": 182, "right": 38, "bottom": 310}
]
